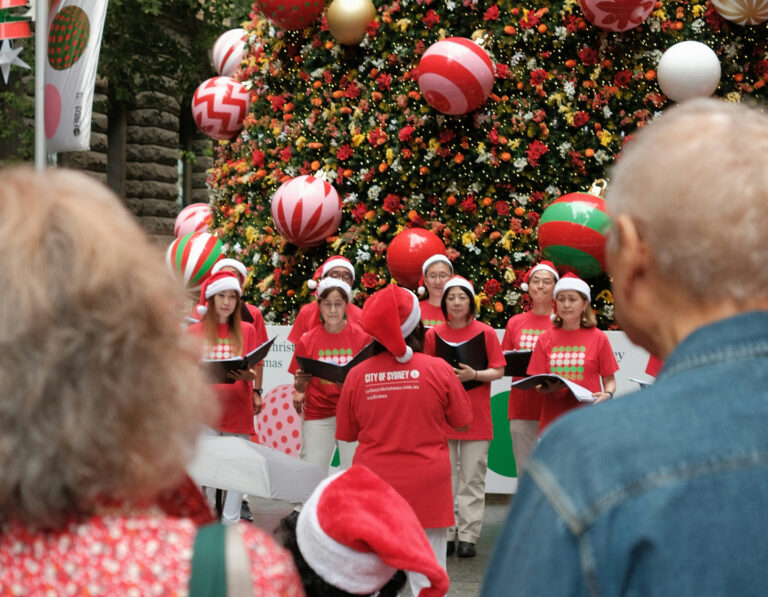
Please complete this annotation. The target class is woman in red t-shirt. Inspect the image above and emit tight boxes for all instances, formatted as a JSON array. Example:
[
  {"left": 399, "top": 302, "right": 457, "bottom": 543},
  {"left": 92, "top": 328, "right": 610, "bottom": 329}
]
[
  {"left": 423, "top": 276, "right": 505, "bottom": 559},
  {"left": 289, "top": 278, "right": 371, "bottom": 475},
  {"left": 417, "top": 254, "right": 453, "bottom": 328},
  {"left": 501, "top": 261, "right": 559, "bottom": 477},
  {"left": 187, "top": 271, "right": 261, "bottom": 523},
  {"left": 528, "top": 273, "right": 618, "bottom": 432}
]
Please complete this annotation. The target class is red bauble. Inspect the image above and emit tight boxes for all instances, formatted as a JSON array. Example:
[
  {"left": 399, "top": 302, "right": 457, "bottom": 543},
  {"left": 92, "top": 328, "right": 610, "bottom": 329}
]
[
  {"left": 254, "top": 0, "right": 325, "bottom": 30},
  {"left": 191, "top": 77, "right": 250, "bottom": 141},
  {"left": 386, "top": 229, "right": 446, "bottom": 289},
  {"left": 578, "top": 0, "right": 654, "bottom": 31},
  {"left": 270, "top": 175, "right": 343, "bottom": 246},
  {"left": 417, "top": 37, "right": 495, "bottom": 115}
]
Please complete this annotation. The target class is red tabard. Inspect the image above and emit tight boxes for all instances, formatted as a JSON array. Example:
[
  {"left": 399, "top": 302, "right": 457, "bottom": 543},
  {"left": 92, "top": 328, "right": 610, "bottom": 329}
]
[
  {"left": 419, "top": 300, "right": 445, "bottom": 327},
  {"left": 528, "top": 326, "right": 619, "bottom": 431},
  {"left": 423, "top": 320, "right": 506, "bottom": 440},
  {"left": 336, "top": 352, "right": 472, "bottom": 528},
  {"left": 286, "top": 301, "right": 363, "bottom": 344},
  {"left": 501, "top": 311, "right": 554, "bottom": 421},
  {"left": 188, "top": 321, "right": 259, "bottom": 434},
  {"left": 288, "top": 322, "right": 372, "bottom": 420}
]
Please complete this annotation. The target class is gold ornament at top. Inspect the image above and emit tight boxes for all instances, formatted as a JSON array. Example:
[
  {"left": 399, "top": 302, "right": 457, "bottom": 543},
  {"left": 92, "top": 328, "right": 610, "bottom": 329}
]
[
  {"left": 710, "top": 0, "right": 768, "bottom": 25},
  {"left": 327, "top": 0, "right": 377, "bottom": 45}
]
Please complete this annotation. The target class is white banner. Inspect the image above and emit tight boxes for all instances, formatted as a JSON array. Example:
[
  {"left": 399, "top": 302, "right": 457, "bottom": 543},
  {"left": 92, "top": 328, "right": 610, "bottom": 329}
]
[
  {"left": 44, "top": 0, "right": 108, "bottom": 153},
  {"left": 258, "top": 326, "right": 656, "bottom": 493}
]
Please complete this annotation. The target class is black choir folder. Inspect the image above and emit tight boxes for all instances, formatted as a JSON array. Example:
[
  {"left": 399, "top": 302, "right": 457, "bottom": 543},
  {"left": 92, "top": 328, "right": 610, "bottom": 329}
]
[
  {"left": 510, "top": 374, "right": 595, "bottom": 402},
  {"left": 203, "top": 337, "right": 275, "bottom": 384},
  {"left": 503, "top": 350, "right": 533, "bottom": 377},
  {"left": 295, "top": 341, "right": 381, "bottom": 385},
  {"left": 433, "top": 332, "right": 487, "bottom": 391}
]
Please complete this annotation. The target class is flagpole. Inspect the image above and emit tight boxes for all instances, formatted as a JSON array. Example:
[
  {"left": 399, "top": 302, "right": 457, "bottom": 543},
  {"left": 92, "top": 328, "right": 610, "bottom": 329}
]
[{"left": 34, "top": 0, "right": 47, "bottom": 171}]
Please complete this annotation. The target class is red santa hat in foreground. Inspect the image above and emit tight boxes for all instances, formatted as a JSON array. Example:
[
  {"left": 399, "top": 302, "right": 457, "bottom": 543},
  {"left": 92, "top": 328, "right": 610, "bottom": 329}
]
[
  {"left": 296, "top": 466, "right": 449, "bottom": 597},
  {"left": 359, "top": 285, "right": 421, "bottom": 363},
  {"left": 417, "top": 254, "right": 453, "bottom": 296},
  {"left": 520, "top": 260, "right": 559, "bottom": 292},
  {"left": 195, "top": 271, "right": 242, "bottom": 316},
  {"left": 307, "top": 255, "right": 356, "bottom": 290},
  {"left": 211, "top": 258, "right": 248, "bottom": 284},
  {"left": 316, "top": 277, "right": 353, "bottom": 302}
]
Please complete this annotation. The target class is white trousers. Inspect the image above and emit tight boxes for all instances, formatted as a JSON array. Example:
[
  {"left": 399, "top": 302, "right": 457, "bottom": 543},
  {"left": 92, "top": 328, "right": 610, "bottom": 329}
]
[
  {"left": 509, "top": 419, "right": 539, "bottom": 479},
  {"left": 202, "top": 429, "right": 249, "bottom": 525},
  {"left": 299, "top": 416, "right": 357, "bottom": 475},
  {"left": 448, "top": 439, "right": 490, "bottom": 543},
  {"left": 407, "top": 527, "right": 448, "bottom": 597}
]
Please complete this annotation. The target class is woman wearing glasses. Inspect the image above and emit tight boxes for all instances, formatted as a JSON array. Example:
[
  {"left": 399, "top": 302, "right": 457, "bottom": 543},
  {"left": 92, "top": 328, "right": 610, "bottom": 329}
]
[
  {"left": 287, "top": 256, "right": 362, "bottom": 344},
  {"left": 417, "top": 254, "right": 454, "bottom": 328}
]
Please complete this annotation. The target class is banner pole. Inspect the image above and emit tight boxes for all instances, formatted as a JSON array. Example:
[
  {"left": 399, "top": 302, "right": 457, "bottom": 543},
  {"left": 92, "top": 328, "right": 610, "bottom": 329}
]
[{"left": 34, "top": 0, "right": 48, "bottom": 171}]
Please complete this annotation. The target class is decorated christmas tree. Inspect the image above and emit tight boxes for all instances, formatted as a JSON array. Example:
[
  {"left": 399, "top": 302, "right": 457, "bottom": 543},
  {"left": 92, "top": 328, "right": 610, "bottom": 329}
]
[{"left": 206, "top": 0, "right": 767, "bottom": 328}]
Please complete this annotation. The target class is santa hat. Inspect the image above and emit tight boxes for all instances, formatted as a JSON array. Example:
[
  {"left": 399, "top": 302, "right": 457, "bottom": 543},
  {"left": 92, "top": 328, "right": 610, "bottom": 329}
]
[
  {"left": 520, "top": 260, "right": 559, "bottom": 292},
  {"left": 442, "top": 275, "right": 475, "bottom": 298},
  {"left": 360, "top": 285, "right": 421, "bottom": 363},
  {"left": 417, "top": 254, "right": 453, "bottom": 296},
  {"left": 296, "top": 466, "right": 449, "bottom": 597},
  {"left": 211, "top": 258, "right": 248, "bottom": 284},
  {"left": 307, "top": 256, "right": 356, "bottom": 290},
  {"left": 316, "top": 277, "right": 352, "bottom": 302},
  {"left": 553, "top": 272, "right": 591, "bottom": 302},
  {"left": 195, "top": 271, "right": 242, "bottom": 316}
]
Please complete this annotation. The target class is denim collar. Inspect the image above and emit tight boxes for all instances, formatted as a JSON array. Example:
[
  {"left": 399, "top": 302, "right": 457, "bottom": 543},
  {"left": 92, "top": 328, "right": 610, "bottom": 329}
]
[{"left": 658, "top": 310, "right": 768, "bottom": 380}]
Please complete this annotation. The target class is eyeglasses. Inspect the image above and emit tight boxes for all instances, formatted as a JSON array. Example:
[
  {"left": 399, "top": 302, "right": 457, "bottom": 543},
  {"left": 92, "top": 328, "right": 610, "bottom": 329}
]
[
  {"left": 328, "top": 271, "right": 354, "bottom": 283},
  {"left": 529, "top": 276, "right": 555, "bottom": 286},
  {"left": 426, "top": 272, "right": 451, "bottom": 281}
]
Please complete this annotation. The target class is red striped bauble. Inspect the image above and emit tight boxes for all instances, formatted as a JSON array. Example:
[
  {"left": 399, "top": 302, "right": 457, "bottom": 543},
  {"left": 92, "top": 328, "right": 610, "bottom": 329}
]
[
  {"left": 270, "top": 175, "right": 343, "bottom": 247},
  {"left": 417, "top": 37, "right": 495, "bottom": 115},
  {"left": 537, "top": 191, "right": 611, "bottom": 279},
  {"left": 166, "top": 232, "right": 223, "bottom": 291},
  {"left": 174, "top": 203, "right": 212, "bottom": 238},
  {"left": 212, "top": 28, "right": 248, "bottom": 78},
  {"left": 191, "top": 77, "right": 250, "bottom": 141}
]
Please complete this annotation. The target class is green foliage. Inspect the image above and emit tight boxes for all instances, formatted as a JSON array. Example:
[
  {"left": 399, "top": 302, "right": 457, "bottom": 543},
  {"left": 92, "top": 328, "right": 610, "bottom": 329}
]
[{"left": 209, "top": 0, "right": 767, "bottom": 328}]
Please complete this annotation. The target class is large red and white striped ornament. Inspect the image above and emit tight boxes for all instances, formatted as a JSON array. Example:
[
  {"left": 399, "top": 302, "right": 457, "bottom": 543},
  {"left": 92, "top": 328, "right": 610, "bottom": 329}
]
[
  {"left": 174, "top": 203, "right": 212, "bottom": 238},
  {"left": 270, "top": 175, "right": 343, "bottom": 247},
  {"left": 212, "top": 28, "right": 248, "bottom": 77},
  {"left": 166, "top": 231, "right": 223, "bottom": 291},
  {"left": 191, "top": 76, "right": 250, "bottom": 141},
  {"left": 417, "top": 37, "right": 494, "bottom": 116}
]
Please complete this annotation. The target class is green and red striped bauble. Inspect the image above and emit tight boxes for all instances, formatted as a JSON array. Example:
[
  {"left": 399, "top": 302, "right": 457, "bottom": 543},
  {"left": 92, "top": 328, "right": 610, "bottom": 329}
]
[
  {"left": 537, "top": 187, "right": 611, "bottom": 279},
  {"left": 166, "top": 232, "right": 223, "bottom": 291}
]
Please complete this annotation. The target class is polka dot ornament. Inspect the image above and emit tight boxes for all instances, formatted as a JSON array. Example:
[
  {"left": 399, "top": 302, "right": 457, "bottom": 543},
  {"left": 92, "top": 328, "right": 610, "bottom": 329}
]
[
  {"left": 255, "top": 384, "right": 301, "bottom": 456},
  {"left": 47, "top": 5, "right": 90, "bottom": 70}
]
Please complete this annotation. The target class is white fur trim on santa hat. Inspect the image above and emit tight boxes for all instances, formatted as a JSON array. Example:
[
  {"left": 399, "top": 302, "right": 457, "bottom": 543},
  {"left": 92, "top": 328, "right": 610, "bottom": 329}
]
[
  {"left": 396, "top": 290, "right": 421, "bottom": 363},
  {"left": 442, "top": 275, "right": 475, "bottom": 297},
  {"left": 322, "top": 257, "right": 355, "bottom": 279},
  {"left": 211, "top": 258, "right": 247, "bottom": 282},
  {"left": 421, "top": 254, "right": 453, "bottom": 276},
  {"left": 296, "top": 472, "right": 396, "bottom": 594},
  {"left": 316, "top": 278, "right": 352, "bottom": 302},
  {"left": 554, "top": 275, "right": 590, "bottom": 302},
  {"left": 205, "top": 276, "right": 242, "bottom": 300},
  {"left": 521, "top": 262, "right": 559, "bottom": 292}
]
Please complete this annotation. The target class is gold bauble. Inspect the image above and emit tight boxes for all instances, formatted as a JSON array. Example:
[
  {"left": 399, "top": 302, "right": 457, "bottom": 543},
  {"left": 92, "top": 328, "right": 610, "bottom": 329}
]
[{"left": 326, "top": 0, "right": 377, "bottom": 45}]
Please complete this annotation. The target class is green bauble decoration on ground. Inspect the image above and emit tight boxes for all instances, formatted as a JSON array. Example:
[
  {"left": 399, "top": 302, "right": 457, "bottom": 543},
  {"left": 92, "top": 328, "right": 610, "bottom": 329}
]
[
  {"left": 488, "top": 390, "right": 516, "bottom": 478},
  {"left": 537, "top": 180, "right": 612, "bottom": 279},
  {"left": 48, "top": 5, "right": 90, "bottom": 70}
]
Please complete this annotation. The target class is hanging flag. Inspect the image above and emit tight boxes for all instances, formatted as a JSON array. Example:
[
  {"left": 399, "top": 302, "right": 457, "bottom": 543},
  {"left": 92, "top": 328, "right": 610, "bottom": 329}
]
[{"left": 44, "top": 0, "right": 108, "bottom": 153}]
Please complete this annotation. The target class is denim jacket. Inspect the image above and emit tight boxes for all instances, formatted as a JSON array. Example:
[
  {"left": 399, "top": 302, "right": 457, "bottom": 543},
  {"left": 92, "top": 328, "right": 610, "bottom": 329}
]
[{"left": 481, "top": 311, "right": 768, "bottom": 597}]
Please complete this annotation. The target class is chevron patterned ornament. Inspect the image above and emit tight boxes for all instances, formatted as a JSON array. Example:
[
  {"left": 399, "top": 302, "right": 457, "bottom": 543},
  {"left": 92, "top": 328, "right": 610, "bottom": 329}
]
[
  {"left": 165, "top": 231, "right": 223, "bottom": 291},
  {"left": 254, "top": 0, "right": 325, "bottom": 30},
  {"left": 710, "top": 0, "right": 768, "bottom": 24},
  {"left": 270, "top": 175, "right": 343, "bottom": 247},
  {"left": 417, "top": 37, "right": 495, "bottom": 115},
  {"left": 191, "top": 76, "right": 250, "bottom": 141},
  {"left": 174, "top": 203, "right": 212, "bottom": 238},
  {"left": 212, "top": 28, "right": 248, "bottom": 77}
]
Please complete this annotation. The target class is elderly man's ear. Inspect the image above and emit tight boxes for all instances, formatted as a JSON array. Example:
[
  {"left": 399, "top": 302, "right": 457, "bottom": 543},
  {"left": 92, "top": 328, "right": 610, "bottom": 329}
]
[{"left": 607, "top": 214, "right": 651, "bottom": 302}]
